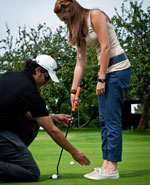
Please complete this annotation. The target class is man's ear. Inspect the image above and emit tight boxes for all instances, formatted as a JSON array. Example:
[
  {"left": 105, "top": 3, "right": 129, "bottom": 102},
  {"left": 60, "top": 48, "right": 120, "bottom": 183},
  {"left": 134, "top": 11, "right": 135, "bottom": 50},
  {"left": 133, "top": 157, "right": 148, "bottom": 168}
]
[
  {"left": 35, "top": 67, "right": 42, "bottom": 74},
  {"left": 34, "top": 67, "right": 43, "bottom": 78}
]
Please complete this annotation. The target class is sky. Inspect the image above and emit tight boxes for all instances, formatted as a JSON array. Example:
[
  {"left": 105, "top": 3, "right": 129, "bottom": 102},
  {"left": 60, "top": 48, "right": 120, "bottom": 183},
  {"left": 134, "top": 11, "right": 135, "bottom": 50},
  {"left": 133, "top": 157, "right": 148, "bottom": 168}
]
[{"left": 0, "top": 0, "right": 149, "bottom": 41}]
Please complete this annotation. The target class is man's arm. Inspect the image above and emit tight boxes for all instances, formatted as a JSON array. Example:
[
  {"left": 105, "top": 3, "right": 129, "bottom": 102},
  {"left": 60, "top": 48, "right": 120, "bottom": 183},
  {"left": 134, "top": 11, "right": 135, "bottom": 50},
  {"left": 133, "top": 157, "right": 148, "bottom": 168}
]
[
  {"left": 24, "top": 111, "right": 34, "bottom": 121},
  {"left": 25, "top": 112, "right": 72, "bottom": 127},
  {"left": 33, "top": 115, "right": 90, "bottom": 166}
]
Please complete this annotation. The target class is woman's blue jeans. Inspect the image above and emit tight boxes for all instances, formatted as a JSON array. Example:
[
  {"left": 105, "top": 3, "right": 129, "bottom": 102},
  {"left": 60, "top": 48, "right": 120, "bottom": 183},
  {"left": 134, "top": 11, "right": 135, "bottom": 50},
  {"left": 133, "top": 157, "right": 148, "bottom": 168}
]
[{"left": 98, "top": 67, "right": 131, "bottom": 162}]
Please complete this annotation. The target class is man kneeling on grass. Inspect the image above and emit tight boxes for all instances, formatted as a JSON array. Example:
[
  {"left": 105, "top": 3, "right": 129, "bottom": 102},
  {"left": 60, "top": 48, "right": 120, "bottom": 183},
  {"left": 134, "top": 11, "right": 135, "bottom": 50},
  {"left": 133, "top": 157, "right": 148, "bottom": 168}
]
[{"left": 0, "top": 54, "right": 90, "bottom": 182}]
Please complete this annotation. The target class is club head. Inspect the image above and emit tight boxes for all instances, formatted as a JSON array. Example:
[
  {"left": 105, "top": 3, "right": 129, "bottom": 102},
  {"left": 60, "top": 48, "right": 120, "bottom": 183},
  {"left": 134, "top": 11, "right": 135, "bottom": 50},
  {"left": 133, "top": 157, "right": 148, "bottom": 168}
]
[{"left": 49, "top": 174, "right": 61, "bottom": 180}]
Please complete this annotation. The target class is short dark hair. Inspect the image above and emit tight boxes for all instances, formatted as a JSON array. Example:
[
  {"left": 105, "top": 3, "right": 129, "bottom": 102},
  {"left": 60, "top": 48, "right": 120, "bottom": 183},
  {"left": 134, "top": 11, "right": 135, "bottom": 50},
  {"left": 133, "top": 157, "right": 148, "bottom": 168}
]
[{"left": 24, "top": 59, "right": 47, "bottom": 74}]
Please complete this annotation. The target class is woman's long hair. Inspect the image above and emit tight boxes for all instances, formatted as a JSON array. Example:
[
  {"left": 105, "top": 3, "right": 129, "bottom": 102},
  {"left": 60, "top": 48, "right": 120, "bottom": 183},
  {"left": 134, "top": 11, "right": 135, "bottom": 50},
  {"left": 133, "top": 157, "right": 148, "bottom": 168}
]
[
  {"left": 54, "top": 0, "right": 90, "bottom": 47},
  {"left": 54, "top": 0, "right": 112, "bottom": 48}
]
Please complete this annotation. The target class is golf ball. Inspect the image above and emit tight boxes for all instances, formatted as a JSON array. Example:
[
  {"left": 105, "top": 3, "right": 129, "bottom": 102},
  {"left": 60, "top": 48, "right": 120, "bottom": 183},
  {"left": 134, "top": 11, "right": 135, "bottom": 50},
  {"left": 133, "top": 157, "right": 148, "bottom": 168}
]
[
  {"left": 52, "top": 174, "right": 57, "bottom": 179},
  {"left": 70, "top": 161, "right": 75, "bottom": 165}
]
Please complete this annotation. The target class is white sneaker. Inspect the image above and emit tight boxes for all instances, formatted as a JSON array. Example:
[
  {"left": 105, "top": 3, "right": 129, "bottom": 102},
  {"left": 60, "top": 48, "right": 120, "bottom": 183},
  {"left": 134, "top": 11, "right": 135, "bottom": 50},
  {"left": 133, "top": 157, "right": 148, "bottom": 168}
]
[
  {"left": 84, "top": 169, "right": 119, "bottom": 180},
  {"left": 84, "top": 168, "right": 101, "bottom": 179},
  {"left": 100, "top": 169, "right": 120, "bottom": 179}
]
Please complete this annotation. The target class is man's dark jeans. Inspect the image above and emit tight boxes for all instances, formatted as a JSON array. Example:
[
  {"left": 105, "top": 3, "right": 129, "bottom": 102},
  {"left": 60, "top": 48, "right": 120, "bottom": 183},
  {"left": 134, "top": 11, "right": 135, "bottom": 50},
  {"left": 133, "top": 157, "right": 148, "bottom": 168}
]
[{"left": 0, "top": 119, "right": 40, "bottom": 182}]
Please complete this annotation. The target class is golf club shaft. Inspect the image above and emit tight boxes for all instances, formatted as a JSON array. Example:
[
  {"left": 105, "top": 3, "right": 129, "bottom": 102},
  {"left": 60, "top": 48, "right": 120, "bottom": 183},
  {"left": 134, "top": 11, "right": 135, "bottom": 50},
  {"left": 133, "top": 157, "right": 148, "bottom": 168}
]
[
  {"left": 56, "top": 113, "right": 72, "bottom": 175},
  {"left": 56, "top": 85, "right": 82, "bottom": 176}
]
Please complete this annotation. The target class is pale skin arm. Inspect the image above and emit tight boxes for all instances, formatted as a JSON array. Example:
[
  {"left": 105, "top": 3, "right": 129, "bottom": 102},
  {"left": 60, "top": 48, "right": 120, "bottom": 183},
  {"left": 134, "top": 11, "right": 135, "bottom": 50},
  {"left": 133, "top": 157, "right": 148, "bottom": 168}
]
[
  {"left": 70, "top": 43, "right": 87, "bottom": 106},
  {"left": 91, "top": 10, "right": 111, "bottom": 95},
  {"left": 71, "top": 10, "right": 110, "bottom": 104},
  {"left": 33, "top": 115, "right": 90, "bottom": 166}
]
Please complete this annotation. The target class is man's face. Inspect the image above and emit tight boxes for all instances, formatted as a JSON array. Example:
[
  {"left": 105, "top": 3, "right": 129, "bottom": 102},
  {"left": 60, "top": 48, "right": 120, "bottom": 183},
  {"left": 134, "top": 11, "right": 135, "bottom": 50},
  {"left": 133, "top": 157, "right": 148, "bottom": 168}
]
[
  {"left": 43, "top": 72, "right": 50, "bottom": 82},
  {"left": 34, "top": 67, "right": 50, "bottom": 88}
]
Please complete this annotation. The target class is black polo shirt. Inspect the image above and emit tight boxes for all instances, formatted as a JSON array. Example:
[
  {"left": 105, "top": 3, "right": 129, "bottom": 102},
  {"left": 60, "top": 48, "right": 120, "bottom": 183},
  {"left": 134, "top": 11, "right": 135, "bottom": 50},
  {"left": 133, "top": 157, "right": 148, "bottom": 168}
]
[{"left": 0, "top": 69, "right": 49, "bottom": 132}]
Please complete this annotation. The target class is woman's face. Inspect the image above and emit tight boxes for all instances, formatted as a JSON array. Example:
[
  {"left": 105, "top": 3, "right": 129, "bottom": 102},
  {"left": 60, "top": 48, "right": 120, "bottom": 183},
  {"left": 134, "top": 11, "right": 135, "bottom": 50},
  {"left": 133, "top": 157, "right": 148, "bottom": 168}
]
[{"left": 57, "top": 12, "right": 70, "bottom": 24}]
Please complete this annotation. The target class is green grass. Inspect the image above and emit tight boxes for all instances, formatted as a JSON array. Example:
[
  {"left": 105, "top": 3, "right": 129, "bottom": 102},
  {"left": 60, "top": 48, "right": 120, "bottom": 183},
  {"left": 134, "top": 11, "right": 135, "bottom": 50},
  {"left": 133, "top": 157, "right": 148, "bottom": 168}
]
[{"left": 3, "top": 129, "right": 150, "bottom": 185}]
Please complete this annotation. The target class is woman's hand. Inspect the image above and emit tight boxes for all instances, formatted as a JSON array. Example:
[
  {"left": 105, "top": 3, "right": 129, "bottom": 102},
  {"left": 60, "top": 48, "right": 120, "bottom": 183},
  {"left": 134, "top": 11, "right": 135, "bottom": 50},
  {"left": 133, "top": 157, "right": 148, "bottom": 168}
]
[
  {"left": 96, "top": 82, "right": 106, "bottom": 95},
  {"left": 70, "top": 93, "right": 79, "bottom": 108}
]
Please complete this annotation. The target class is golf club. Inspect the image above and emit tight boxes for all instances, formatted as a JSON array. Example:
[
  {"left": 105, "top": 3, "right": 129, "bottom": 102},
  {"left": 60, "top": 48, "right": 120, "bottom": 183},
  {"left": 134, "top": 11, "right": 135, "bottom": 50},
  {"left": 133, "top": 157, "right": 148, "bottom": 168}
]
[{"left": 49, "top": 85, "right": 82, "bottom": 179}]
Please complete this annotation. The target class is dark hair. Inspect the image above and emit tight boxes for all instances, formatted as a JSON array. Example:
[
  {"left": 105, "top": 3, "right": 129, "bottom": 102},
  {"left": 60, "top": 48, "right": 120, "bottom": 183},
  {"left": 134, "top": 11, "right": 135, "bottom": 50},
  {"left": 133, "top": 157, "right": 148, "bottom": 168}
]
[{"left": 24, "top": 59, "right": 47, "bottom": 74}]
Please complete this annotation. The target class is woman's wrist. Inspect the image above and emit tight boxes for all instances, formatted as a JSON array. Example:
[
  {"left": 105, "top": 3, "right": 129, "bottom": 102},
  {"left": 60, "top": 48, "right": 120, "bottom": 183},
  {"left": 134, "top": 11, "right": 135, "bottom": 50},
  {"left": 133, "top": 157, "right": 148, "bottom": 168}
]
[
  {"left": 70, "top": 89, "right": 77, "bottom": 94},
  {"left": 98, "top": 79, "right": 106, "bottom": 83}
]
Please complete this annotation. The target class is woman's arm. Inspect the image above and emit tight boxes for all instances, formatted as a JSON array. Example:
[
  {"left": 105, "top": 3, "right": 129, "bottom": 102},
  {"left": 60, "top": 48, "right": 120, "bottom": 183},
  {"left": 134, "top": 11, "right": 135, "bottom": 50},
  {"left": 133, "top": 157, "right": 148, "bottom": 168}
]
[
  {"left": 71, "top": 43, "right": 87, "bottom": 90},
  {"left": 91, "top": 10, "right": 110, "bottom": 95},
  {"left": 70, "top": 43, "right": 87, "bottom": 106}
]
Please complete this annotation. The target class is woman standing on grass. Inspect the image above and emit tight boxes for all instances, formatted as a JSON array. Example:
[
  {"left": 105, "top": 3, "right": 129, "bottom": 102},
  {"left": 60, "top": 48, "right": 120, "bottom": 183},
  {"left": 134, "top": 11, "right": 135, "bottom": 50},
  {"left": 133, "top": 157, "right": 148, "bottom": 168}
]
[{"left": 54, "top": 0, "right": 131, "bottom": 180}]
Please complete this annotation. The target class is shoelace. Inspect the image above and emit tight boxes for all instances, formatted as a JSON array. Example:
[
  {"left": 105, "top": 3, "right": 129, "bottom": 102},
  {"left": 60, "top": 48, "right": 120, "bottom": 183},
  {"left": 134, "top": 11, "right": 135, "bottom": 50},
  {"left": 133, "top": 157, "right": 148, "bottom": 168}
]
[
  {"left": 93, "top": 168, "right": 102, "bottom": 174},
  {"left": 85, "top": 167, "right": 102, "bottom": 176}
]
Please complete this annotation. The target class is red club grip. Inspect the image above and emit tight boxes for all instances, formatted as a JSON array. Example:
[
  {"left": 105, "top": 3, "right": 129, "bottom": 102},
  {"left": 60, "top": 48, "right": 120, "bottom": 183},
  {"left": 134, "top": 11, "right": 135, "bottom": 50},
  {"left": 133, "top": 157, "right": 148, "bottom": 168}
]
[{"left": 72, "top": 86, "right": 82, "bottom": 111}]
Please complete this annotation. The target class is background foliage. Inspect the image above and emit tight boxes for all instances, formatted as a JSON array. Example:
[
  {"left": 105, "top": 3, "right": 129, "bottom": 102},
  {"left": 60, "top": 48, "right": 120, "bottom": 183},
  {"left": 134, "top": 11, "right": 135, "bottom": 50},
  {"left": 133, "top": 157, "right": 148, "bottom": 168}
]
[
  {"left": 112, "top": 0, "right": 150, "bottom": 129},
  {"left": 0, "top": 24, "right": 99, "bottom": 128},
  {"left": 0, "top": 0, "right": 149, "bottom": 129}
]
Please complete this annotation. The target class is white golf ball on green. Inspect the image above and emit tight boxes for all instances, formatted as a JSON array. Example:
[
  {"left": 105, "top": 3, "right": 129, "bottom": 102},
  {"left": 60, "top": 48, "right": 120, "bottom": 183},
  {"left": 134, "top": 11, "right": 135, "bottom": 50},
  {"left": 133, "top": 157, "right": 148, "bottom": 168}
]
[
  {"left": 52, "top": 174, "right": 57, "bottom": 179},
  {"left": 70, "top": 161, "right": 75, "bottom": 165}
]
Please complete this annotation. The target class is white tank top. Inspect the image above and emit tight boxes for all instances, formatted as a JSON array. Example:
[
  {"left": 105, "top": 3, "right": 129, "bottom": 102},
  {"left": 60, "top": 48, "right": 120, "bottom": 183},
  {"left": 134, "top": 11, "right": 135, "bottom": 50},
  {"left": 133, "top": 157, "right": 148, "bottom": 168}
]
[{"left": 85, "top": 11, "right": 130, "bottom": 73}]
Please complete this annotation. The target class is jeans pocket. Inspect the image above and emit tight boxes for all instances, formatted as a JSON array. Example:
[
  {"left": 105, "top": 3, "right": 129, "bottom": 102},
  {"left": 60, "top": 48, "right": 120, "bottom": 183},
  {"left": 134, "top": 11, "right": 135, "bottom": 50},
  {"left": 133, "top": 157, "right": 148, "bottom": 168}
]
[
  {"left": 118, "top": 68, "right": 132, "bottom": 88},
  {"left": 106, "top": 72, "right": 119, "bottom": 83}
]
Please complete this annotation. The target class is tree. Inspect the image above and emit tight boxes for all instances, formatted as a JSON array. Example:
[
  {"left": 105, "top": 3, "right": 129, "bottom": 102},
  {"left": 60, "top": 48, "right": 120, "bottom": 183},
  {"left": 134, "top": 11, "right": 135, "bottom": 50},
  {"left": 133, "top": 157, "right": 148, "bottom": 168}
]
[
  {"left": 112, "top": 0, "right": 150, "bottom": 129},
  {"left": 0, "top": 24, "right": 99, "bottom": 127},
  {"left": 0, "top": 24, "right": 75, "bottom": 113}
]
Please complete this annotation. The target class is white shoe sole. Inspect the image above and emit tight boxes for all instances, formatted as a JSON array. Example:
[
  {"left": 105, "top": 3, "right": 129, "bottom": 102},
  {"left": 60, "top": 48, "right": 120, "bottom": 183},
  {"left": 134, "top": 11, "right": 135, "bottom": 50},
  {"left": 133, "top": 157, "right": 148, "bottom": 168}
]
[{"left": 85, "top": 175, "right": 119, "bottom": 180}]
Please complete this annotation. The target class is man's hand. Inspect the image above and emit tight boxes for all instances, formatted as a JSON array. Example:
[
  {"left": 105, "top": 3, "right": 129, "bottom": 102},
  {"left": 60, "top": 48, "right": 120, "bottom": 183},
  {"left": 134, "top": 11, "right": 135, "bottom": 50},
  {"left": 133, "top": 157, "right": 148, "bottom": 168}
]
[
  {"left": 34, "top": 116, "right": 90, "bottom": 166},
  {"left": 72, "top": 150, "right": 91, "bottom": 166},
  {"left": 52, "top": 114, "right": 72, "bottom": 127}
]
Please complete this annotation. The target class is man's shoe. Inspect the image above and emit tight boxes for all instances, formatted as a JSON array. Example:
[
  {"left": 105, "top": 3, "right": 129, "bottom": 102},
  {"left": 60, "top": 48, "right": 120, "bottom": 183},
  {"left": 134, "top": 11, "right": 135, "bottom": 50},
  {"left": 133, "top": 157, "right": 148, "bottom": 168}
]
[{"left": 84, "top": 169, "right": 119, "bottom": 180}]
